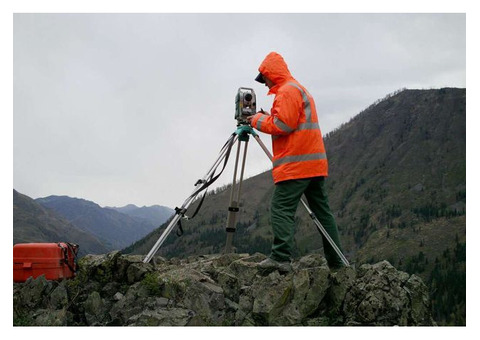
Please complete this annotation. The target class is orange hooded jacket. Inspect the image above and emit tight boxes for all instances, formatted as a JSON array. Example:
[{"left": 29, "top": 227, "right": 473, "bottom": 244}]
[{"left": 251, "top": 52, "right": 328, "bottom": 183}]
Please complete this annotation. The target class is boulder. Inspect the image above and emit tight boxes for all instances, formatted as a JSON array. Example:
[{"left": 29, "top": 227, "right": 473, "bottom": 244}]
[{"left": 343, "top": 261, "right": 436, "bottom": 326}]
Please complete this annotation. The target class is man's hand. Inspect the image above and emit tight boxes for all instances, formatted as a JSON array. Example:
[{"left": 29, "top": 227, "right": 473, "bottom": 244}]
[{"left": 246, "top": 110, "right": 269, "bottom": 126}]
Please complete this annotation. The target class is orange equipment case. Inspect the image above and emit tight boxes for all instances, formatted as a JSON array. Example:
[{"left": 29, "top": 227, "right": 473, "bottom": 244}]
[{"left": 13, "top": 242, "right": 79, "bottom": 283}]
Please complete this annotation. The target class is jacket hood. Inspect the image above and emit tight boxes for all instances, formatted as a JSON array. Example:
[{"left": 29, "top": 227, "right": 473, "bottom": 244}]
[{"left": 258, "top": 52, "right": 294, "bottom": 89}]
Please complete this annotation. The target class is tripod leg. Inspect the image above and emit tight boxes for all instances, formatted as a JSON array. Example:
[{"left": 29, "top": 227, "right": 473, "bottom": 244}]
[
  {"left": 299, "top": 199, "right": 350, "bottom": 266},
  {"left": 143, "top": 133, "right": 238, "bottom": 263},
  {"left": 252, "top": 134, "right": 350, "bottom": 267},
  {"left": 224, "top": 139, "right": 249, "bottom": 253},
  {"left": 143, "top": 213, "right": 184, "bottom": 263},
  {"left": 252, "top": 134, "right": 273, "bottom": 159}
]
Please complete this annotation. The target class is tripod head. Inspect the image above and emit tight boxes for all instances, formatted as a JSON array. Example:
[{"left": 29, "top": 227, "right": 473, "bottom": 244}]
[{"left": 235, "top": 124, "right": 258, "bottom": 142}]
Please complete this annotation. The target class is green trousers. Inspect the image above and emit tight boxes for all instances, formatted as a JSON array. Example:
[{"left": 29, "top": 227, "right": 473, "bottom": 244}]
[{"left": 270, "top": 176, "right": 344, "bottom": 268}]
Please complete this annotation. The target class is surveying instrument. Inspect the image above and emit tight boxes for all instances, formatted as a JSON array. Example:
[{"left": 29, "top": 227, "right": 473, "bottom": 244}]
[{"left": 143, "top": 88, "right": 349, "bottom": 266}]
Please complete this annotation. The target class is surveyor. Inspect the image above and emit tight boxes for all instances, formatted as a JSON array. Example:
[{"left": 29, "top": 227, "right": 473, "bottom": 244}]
[{"left": 246, "top": 51, "right": 345, "bottom": 273}]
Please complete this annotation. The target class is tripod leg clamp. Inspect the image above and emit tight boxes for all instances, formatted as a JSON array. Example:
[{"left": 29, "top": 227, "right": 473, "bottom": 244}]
[
  {"left": 228, "top": 207, "right": 240, "bottom": 212},
  {"left": 175, "top": 207, "right": 187, "bottom": 216},
  {"left": 174, "top": 207, "right": 188, "bottom": 236}
]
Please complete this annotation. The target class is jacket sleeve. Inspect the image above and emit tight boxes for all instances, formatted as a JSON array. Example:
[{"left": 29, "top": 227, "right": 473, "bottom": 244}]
[{"left": 250, "top": 91, "right": 301, "bottom": 135}]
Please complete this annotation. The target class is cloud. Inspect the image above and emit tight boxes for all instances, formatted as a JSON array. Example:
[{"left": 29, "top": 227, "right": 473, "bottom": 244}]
[{"left": 13, "top": 13, "right": 466, "bottom": 207}]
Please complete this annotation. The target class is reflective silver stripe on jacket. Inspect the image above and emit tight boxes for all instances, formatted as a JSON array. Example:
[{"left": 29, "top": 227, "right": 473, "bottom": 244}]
[
  {"left": 274, "top": 117, "right": 295, "bottom": 133},
  {"left": 256, "top": 114, "right": 267, "bottom": 130},
  {"left": 273, "top": 152, "right": 327, "bottom": 167},
  {"left": 287, "top": 82, "right": 312, "bottom": 122},
  {"left": 272, "top": 122, "right": 320, "bottom": 140},
  {"left": 297, "top": 122, "right": 320, "bottom": 131}
]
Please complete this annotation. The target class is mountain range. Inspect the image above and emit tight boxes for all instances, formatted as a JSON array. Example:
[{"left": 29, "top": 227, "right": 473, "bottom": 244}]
[
  {"left": 13, "top": 192, "right": 174, "bottom": 254},
  {"left": 13, "top": 190, "right": 108, "bottom": 256},
  {"left": 106, "top": 204, "right": 173, "bottom": 227}
]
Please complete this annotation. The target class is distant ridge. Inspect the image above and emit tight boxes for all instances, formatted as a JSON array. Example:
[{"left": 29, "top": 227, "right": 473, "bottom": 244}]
[
  {"left": 35, "top": 196, "right": 172, "bottom": 251},
  {"left": 107, "top": 204, "right": 174, "bottom": 227},
  {"left": 13, "top": 190, "right": 108, "bottom": 256}
]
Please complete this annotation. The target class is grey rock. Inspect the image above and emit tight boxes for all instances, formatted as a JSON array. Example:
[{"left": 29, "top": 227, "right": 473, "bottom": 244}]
[
  {"left": 33, "top": 308, "right": 68, "bottom": 326},
  {"left": 113, "top": 292, "right": 124, "bottom": 301},
  {"left": 84, "top": 291, "right": 107, "bottom": 325},
  {"left": 343, "top": 260, "right": 428, "bottom": 326},
  {"left": 126, "top": 259, "right": 154, "bottom": 284},
  {"left": 251, "top": 271, "right": 293, "bottom": 325},
  {"left": 405, "top": 274, "right": 436, "bottom": 325},
  {"left": 216, "top": 270, "right": 239, "bottom": 302},
  {"left": 127, "top": 308, "right": 193, "bottom": 326},
  {"left": 16, "top": 275, "right": 53, "bottom": 309},
  {"left": 49, "top": 282, "right": 69, "bottom": 309},
  {"left": 13, "top": 253, "right": 435, "bottom": 326}
]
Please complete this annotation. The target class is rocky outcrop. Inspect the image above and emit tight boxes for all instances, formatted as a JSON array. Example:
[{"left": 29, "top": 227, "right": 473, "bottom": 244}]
[{"left": 13, "top": 252, "right": 436, "bottom": 326}]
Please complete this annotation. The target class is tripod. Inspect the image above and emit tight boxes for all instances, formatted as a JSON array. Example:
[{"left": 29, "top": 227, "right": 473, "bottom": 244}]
[{"left": 143, "top": 124, "right": 349, "bottom": 266}]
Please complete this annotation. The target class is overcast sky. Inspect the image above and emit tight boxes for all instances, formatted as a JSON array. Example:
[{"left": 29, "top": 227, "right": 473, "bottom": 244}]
[{"left": 13, "top": 13, "right": 466, "bottom": 208}]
